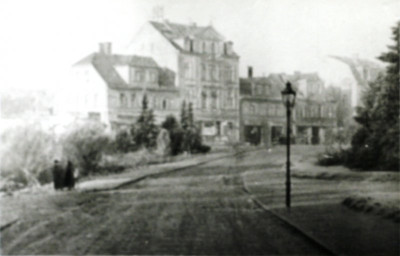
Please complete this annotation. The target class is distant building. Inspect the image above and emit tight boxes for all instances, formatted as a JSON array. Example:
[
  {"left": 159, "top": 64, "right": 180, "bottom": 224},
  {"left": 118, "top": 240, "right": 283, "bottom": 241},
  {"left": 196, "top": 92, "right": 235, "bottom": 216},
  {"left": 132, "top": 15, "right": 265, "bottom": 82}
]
[
  {"left": 330, "top": 56, "right": 383, "bottom": 109},
  {"left": 127, "top": 19, "right": 240, "bottom": 143},
  {"left": 239, "top": 68, "right": 337, "bottom": 146}
]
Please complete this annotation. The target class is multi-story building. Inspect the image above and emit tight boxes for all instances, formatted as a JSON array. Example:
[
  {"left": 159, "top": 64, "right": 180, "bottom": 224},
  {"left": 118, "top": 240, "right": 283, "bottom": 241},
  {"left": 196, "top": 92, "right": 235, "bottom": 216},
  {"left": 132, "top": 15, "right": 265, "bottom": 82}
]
[
  {"left": 239, "top": 68, "right": 337, "bottom": 146},
  {"left": 127, "top": 20, "right": 240, "bottom": 142}
]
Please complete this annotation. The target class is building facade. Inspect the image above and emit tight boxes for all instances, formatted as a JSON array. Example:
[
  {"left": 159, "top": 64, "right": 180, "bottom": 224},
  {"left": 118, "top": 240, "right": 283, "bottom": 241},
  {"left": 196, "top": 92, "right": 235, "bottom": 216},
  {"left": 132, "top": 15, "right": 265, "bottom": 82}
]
[
  {"left": 239, "top": 68, "right": 337, "bottom": 146},
  {"left": 127, "top": 20, "right": 240, "bottom": 143}
]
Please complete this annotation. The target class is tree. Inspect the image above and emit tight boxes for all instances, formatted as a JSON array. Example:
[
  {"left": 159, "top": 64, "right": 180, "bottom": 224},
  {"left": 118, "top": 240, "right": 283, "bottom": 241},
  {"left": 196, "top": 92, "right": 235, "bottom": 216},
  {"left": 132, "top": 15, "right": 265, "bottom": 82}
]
[
  {"left": 134, "top": 94, "right": 159, "bottom": 149},
  {"left": 62, "top": 121, "right": 111, "bottom": 176},
  {"left": 348, "top": 22, "right": 399, "bottom": 170},
  {"left": 162, "top": 115, "right": 184, "bottom": 155},
  {"left": 180, "top": 100, "right": 188, "bottom": 130}
]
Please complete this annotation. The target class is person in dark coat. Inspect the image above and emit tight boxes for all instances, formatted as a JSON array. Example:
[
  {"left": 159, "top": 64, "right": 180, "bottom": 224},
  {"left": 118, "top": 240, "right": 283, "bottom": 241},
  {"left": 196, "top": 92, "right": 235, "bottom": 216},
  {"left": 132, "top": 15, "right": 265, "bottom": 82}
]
[
  {"left": 64, "top": 160, "right": 75, "bottom": 190},
  {"left": 52, "top": 160, "right": 64, "bottom": 190}
]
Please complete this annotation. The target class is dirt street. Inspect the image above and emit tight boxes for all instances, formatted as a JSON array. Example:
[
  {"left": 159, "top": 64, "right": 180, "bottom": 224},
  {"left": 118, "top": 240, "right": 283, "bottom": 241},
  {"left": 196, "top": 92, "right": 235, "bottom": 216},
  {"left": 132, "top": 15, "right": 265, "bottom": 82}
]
[{"left": 1, "top": 146, "right": 399, "bottom": 255}]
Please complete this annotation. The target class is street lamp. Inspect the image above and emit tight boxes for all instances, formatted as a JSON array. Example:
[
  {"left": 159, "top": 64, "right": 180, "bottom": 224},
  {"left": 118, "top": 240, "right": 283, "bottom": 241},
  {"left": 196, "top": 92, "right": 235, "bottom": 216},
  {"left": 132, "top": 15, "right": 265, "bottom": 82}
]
[{"left": 281, "top": 82, "right": 296, "bottom": 209}]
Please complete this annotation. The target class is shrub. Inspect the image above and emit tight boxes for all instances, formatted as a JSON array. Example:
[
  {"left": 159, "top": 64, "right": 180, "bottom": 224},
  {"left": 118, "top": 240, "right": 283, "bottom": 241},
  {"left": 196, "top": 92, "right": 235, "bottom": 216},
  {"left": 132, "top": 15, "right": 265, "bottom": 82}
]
[
  {"left": 317, "top": 150, "right": 346, "bottom": 166},
  {"left": 62, "top": 121, "right": 111, "bottom": 176},
  {"left": 162, "top": 115, "right": 184, "bottom": 156},
  {"left": 0, "top": 124, "right": 57, "bottom": 187}
]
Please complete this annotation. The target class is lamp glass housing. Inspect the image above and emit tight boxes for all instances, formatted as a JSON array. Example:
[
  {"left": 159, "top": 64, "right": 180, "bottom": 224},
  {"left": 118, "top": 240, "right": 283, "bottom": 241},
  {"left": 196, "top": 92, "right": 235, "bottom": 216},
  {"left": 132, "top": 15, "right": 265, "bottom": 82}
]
[{"left": 281, "top": 82, "right": 297, "bottom": 108}]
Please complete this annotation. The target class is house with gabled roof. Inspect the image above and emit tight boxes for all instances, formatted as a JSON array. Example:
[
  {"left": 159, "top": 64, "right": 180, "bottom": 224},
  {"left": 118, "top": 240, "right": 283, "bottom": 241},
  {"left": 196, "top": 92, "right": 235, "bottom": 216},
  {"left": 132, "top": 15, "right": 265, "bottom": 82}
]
[
  {"left": 65, "top": 42, "right": 179, "bottom": 129},
  {"left": 127, "top": 19, "right": 240, "bottom": 143}
]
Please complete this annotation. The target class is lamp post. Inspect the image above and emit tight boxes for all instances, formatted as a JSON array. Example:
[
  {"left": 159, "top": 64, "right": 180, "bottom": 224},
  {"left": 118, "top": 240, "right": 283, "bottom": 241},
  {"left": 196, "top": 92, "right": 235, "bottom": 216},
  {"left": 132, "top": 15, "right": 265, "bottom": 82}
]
[{"left": 281, "top": 82, "right": 296, "bottom": 209}]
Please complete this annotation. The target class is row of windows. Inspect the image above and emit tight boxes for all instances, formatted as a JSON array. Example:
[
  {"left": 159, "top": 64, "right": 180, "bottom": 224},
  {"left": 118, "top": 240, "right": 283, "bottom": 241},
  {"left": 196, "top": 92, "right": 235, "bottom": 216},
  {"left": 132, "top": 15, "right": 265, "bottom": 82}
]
[
  {"left": 200, "top": 90, "right": 236, "bottom": 110},
  {"left": 296, "top": 105, "right": 335, "bottom": 118},
  {"left": 243, "top": 102, "right": 336, "bottom": 118},
  {"left": 119, "top": 93, "right": 170, "bottom": 110},
  {"left": 182, "top": 61, "right": 237, "bottom": 82},
  {"left": 184, "top": 39, "right": 231, "bottom": 55},
  {"left": 243, "top": 102, "right": 285, "bottom": 116}
]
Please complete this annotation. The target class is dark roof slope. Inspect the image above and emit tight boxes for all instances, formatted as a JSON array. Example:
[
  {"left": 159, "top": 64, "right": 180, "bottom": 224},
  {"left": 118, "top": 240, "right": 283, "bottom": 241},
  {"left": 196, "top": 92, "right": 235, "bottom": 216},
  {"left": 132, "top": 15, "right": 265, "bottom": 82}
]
[{"left": 73, "top": 53, "right": 159, "bottom": 89}]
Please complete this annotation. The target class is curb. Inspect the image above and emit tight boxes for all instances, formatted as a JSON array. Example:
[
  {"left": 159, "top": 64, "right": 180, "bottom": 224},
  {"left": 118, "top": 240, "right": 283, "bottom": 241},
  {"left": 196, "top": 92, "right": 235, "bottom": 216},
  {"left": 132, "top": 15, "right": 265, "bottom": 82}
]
[{"left": 83, "top": 147, "right": 262, "bottom": 193}]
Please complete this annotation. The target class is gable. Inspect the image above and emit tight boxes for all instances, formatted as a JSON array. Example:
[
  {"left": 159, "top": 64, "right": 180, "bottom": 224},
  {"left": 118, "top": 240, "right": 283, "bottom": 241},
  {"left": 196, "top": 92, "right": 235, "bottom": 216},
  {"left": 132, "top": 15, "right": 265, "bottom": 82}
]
[{"left": 195, "top": 27, "right": 224, "bottom": 41}]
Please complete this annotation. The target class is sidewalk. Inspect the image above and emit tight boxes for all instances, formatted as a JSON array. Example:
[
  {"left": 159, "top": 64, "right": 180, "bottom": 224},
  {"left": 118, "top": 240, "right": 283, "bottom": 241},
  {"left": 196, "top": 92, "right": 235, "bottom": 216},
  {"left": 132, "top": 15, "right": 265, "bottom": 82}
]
[
  {"left": 242, "top": 147, "right": 400, "bottom": 256},
  {"left": 77, "top": 150, "right": 238, "bottom": 191}
]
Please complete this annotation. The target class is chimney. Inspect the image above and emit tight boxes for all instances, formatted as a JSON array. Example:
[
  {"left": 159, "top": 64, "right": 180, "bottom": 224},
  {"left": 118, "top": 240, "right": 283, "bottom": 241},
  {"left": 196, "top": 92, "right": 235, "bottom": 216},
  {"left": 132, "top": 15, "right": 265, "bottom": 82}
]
[
  {"left": 248, "top": 66, "right": 253, "bottom": 79},
  {"left": 99, "top": 42, "right": 112, "bottom": 55}
]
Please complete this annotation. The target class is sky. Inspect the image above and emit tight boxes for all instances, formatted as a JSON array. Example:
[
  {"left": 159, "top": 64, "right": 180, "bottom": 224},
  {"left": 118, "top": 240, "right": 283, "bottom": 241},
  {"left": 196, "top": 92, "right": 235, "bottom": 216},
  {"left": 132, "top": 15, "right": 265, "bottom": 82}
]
[{"left": 0, "top": 0, "right": 398, "bottom": 92}]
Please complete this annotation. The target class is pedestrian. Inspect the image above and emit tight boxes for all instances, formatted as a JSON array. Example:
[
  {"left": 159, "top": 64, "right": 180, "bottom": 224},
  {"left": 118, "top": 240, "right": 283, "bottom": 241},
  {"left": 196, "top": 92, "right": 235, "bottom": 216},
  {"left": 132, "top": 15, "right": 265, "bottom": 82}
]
[
  {"left": 52, "top": 160, "right": 64, "bottom": 190},
  {"left": 64, "top": 160, "right": 75, "bottom": 190}
]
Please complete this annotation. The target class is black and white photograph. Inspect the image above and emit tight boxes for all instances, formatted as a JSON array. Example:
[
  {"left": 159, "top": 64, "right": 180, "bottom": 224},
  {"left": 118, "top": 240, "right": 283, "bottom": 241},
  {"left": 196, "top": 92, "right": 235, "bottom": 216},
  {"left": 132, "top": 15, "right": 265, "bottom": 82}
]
[{"left": 0, "top": 0, "right": 399, "bottom": 255}]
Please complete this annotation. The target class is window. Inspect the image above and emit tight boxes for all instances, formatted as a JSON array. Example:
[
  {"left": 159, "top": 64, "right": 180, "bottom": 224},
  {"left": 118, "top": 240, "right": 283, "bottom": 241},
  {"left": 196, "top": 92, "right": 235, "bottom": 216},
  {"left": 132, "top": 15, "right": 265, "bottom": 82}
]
[
  {"left": 211, "top": 42, "right": 215, "bottom": 54},
  {"left": 183, "top": 62, "right": 191, "bottom": 79},
  {"left": 202, "top": 42, "right": 206, "bottom": 53},
  {"left": 267, "top": 104, "right": 274, "bottom": 116},
  {"left": 249, "top": 104, "right": 255, "bottom": 114},
  {"left": 149, "top": 70, "right": 157, "bottom": 82},
  {"left": 211, "top": 91, "right": 217, "bottom": 109},
  {"left": 226, "top": 89, "right": 234, "bottom": 108},
  {"left": 210, "top": 65, "right": 217, "bottom": 81},
  {"left": 162, "top": 99, "right": 167, "bottom": 110},
  {"left": 201, "top": 91, "right": 207, "bottom": 109},
  {"left": 257, "top": 85, "right": 263, "bottom": 95},
  {"left": 134, "top": 69, "right": 144, "bottom": 82},
  {"left": 131, "top": 93, "right": 136, "bottom": 107},
  {"left": 201, "top": 64, "right": 206, "bottom": 81},
  {"left": 119, "top": 93, "right": 127, "bottom": 108}
]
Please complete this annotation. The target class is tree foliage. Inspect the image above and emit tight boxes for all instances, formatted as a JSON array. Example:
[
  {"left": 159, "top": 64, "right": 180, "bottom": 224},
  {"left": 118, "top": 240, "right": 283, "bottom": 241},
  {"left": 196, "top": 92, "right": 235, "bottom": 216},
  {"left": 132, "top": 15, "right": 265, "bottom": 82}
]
[
  {"left": 62, "top": 122, "right": 111, "bottom": 176},
  {"left": 0, "top": 124, "right": 57, "bottom": 186},
  {"left": 348, "top": 22, "right": 399, "bottom": 170}
]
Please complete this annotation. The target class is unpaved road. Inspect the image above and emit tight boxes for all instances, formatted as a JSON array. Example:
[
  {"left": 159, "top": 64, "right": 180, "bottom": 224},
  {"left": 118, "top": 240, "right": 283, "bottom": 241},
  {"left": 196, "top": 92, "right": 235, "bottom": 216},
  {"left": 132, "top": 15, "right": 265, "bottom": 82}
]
[{"left": 1, "top": 146, "right": 399, "bottom": 255}]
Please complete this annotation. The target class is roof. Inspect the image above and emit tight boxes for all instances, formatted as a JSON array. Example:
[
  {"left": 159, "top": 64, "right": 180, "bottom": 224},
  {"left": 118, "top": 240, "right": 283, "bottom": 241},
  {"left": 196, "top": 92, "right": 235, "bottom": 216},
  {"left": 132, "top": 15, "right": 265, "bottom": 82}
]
[
  {"left": 239, "top": 76, "right": 285, "bottom": 98},
  {"left": 73, "top": 53, "right": 160, "bottom": 89},
  {"left": 74, "top": 53, "right": 158, "bottom": 68},
  {"left": 149, "top": 20, "right": 239, "bottom": 57},
  {"left": 150, "top": 21, "right": 224, "bottom": 41}
]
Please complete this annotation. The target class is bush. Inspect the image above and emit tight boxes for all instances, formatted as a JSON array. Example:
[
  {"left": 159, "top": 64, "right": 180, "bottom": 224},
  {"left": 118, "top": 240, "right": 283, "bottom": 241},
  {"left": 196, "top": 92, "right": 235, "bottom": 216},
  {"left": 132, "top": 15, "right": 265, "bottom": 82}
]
[
  {"left": 62, "top": 121, "right": 111, "bottom": 176},
  {"left": 98, "top": 148, "right": 159, "bottom": 174},
  {"left": 0, "top": 124, "right": 57, "bottom": 187}
]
